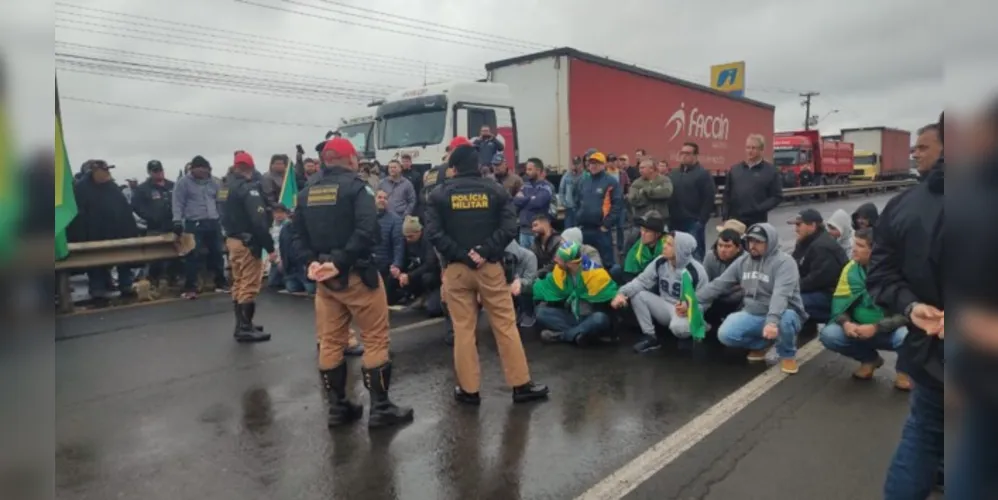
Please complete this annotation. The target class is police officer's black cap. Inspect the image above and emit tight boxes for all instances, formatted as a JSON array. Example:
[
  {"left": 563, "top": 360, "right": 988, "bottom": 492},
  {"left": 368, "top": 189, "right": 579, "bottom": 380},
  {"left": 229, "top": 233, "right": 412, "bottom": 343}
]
[{"left": 147, "top": 160, "right": 163, "bottom": 171}]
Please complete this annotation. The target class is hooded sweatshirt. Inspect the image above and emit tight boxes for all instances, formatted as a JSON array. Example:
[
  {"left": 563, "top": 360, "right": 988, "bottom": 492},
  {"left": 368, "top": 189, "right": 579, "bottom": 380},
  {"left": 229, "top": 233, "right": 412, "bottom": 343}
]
[
  {"left": 504, "top": 241, "right": 538, "bottom": 288},
  {"left": 561, "top": 227, "right": 602, "bottom": 266},
  {"left": 619, "top": 232, "right": 707, "bottom": 305},
  {"left": 825, "top": 209, "right": 854, "bottom": 255},
  {"left": 697, "top": 223, "right": 807, "bottom": 324},
  {"left": 851, "top": 202, "right": 879, "bottom": 229}
]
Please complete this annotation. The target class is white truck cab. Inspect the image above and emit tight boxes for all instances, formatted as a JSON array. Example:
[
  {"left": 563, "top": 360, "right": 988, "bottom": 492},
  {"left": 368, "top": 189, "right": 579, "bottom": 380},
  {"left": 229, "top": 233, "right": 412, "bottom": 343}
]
[
  {"left": 335, "top": 113, "right": 377, "bottom": 161},
  {"left": 374, "top": 81, "right": 516, "bottom": 169}
]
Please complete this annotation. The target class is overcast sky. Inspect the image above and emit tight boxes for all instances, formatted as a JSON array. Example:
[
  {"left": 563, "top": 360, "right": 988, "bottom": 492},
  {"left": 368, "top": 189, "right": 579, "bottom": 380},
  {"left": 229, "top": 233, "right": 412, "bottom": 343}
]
[{"left": 48, "top": 0, "right": 993, "bottom": 181}]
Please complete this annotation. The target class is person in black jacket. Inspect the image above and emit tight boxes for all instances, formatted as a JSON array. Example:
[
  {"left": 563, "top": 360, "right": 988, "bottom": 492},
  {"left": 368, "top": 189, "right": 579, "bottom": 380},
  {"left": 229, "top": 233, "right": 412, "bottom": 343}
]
[
  {"left": 722, "top": 134, "right": 783, "bottom": 227},
  {"left": 424, "top": 143, "right": 548, "bottom": 405},
  {"left": 396, "top": 216, "right": 443, "bottom": 317},
  {"left": 868, "top": 113, "right": 944, "bottom": 500},
  {"left": 132, "top": 160, "right": 179, "bottom": 285},
  {"left": 669, "top": 142, "right": 717, "bottom": 260},
  {"left": 850, "top": 202, "right": 879, "bottom": 230},
  {"left": 222, "top": 152, "right": 275, "bottom": 343},
  {"left": 68, "top": 160, "right": 140, "bottom": 301},
  {"left": 790, "top": 208, "right": 847, "bottom": 322}
]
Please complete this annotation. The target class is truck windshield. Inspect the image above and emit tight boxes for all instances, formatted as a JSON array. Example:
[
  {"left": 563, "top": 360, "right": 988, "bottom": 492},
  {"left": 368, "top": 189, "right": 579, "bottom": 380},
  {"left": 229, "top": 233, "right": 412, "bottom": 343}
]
[
  {"left": 773, "top": 149, "right": 800, "bottom": 167},
  {"left": 378, "top": 110, "right": 446, "bottom": 149},
  {"left": 336, "top": 122, "right": 373, "bottom": 154},
  {"left": 854, "top": 154, "right": 877, "bottom": 166}
]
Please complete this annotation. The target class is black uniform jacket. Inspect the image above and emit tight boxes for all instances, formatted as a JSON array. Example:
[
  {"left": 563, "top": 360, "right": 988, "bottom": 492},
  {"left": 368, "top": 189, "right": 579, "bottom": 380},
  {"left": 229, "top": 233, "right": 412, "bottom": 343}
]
[{"left": 423, "top": 172, "right": 518, "bottom": 266}]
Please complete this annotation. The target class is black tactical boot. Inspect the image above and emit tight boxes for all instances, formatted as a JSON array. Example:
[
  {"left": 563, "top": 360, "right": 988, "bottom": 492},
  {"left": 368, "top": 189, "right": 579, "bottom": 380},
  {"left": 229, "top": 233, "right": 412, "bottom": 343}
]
[
  {"left": 512, "top": 381, "right": 549, "bottom": 403},
  {"left": 363, "top": 362, "right": 414, "bottom": 429},
  {"left": 246, "top": 301, "right": 265, "bottom": 332},
  {"left": 233, "top": 301, "right": 263, "bottom": 332},
  {"left": 233, "top": 303, "right": 271, "bottom": 343},
  {"left": 319, "top": 363, "right": 364, "bottom": 427}
]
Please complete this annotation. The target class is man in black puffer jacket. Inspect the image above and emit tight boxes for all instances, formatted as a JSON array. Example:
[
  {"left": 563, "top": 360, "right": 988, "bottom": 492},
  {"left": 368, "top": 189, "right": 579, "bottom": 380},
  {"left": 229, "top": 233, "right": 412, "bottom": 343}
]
[
  {"left": 869, "top": 112, "right": 944, "bottom": 500},
  {"left": 790, "top": 208, "right": 847, "bottom": 323}
]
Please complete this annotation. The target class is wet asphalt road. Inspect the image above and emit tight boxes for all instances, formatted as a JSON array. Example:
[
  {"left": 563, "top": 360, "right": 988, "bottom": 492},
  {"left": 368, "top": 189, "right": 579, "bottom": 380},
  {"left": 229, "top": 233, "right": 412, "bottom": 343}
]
[{"left": 56, "top": 193, "right": 907, "bottom": 500}]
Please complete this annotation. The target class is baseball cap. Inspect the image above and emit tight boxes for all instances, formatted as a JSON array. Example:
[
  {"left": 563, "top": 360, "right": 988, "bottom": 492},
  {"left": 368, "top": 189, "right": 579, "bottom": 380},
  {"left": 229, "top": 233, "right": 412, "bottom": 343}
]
[
  {"left": 715, "top": 219, "right": 747, "bottom": 235},
  {"left": 88, "top": 159, "right": 113, "bottom": 170},
  {"left": 745, "top": 225, "right": 768, "bottom": 242},
  {"left": 147, "top": 160, "right": 163, "bottom": 171},
  {"left": 232, "top": 152, "right": 254, "bottom": 168},
  {"left": 588, "top": 152, "right": 607, "bottom": 164},
  {"left": 446, "top": 136, "right": 472, "bottom": 152},
  {"left": 635, "top": 211, "right": 667, "bottom": 233},
  {"left": 491, "top": 152, "right": 505, "bottom": 166},
  {"left": 322, "top": 137, "right": 357, "bottom": 158},
  {"left": 789, "top": 208, "right": 823, "bottom": 225}
]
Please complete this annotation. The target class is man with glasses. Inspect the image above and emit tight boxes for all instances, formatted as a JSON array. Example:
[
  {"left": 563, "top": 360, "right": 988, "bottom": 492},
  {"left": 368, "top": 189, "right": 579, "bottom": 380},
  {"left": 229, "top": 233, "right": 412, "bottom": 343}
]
[{"left": 669, "top": 142, "right": 716, "bottom": 260}]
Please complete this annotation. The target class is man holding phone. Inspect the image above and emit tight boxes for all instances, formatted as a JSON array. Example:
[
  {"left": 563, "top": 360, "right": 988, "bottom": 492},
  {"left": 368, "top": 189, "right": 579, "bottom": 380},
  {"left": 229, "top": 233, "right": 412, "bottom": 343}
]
[{"left": 472, "top": 124, "right": 504, "bottom": 168}]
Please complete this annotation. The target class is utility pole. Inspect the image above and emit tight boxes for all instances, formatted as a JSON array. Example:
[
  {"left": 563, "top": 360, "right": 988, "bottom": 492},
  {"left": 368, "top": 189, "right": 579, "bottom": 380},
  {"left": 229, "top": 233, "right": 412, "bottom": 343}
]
[{"left": 800, "top": 91, "right": 819, "bottom": 130}]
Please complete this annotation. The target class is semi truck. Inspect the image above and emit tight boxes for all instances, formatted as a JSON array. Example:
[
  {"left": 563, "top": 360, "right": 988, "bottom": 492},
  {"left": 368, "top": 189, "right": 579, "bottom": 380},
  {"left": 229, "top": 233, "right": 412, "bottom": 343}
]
[
  {"left": 772, "top": 130, "right": 854, "bottom": 186},
  {"left": 373, "top": 47, "right": 775, "bottom": 183},
  {"left": 839, "top": 126, "right": 911, "bottom": 181},
  {"left": 334, "top": 112, "right": 378, "bottom": 162}
]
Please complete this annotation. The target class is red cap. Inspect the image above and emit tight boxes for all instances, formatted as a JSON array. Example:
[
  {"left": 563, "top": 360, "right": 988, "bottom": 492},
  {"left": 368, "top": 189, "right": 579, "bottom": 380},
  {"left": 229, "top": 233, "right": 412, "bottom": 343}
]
[
  {"left": 322, "top": 137, "right": 357, "bottom": 158},
  {"left": 234, "top": 151, "right": 255, "bottom": 168},
  {"left": 447, "top": 136, "right": 472, "bottom": 152}
]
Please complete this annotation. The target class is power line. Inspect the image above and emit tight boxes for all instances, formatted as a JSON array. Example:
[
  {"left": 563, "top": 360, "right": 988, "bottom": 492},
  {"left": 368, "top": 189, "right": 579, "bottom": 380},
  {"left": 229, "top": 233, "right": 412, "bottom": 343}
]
[
  {"left": 280, "top": 0, "right": 549, "bottom": 51},
  {"left": 233, "top": 0, "right": 521, "bottom": 53},
  {"left": 55, "top": 42, "right": 403, "bottom": 93},
  {"left": 62, "top": 96, "right": 332, "bottom": 127},
  {"left": 55, "top": 20, "right": 480, "bottom": 81},
  {"left": 55, "top": 2, "right": 483, "bottom": 77}
]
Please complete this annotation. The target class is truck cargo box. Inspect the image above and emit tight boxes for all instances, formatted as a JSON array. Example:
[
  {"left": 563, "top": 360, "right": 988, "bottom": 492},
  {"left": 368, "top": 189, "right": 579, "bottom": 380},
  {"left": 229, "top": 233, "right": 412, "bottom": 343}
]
[
  {"left": 487, "top": 48, "right": 775, "bottom": 175},
  {"left": 840, "top": 126, "right": 911, "bottom": 179}
]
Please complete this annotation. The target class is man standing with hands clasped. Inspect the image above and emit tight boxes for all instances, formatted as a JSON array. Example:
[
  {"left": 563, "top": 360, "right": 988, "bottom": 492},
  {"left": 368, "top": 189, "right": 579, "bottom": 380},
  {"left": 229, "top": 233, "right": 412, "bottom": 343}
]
[
  {"left": 222, "top": 152, "right": 276, "bottom": 343},
  {"left": 424, "top": 142, "right": 549, "bottom": 406},
  {"left": 291, "top": 137, "right": 414, "bottom": 429}
]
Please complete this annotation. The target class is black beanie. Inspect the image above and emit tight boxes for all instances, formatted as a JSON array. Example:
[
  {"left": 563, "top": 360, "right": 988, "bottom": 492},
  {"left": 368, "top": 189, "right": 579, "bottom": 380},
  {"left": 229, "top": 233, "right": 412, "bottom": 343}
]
[
  {"left": 190, "top": 155, "right": 211, "bottom": 170},
  {"left": 448, "top": 145, "right": 479, "bottom": 175}
]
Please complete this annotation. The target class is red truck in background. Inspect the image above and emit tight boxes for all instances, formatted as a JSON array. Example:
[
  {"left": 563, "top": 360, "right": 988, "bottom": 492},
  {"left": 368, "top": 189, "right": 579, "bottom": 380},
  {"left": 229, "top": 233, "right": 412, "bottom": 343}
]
[
  {"left": 485, "top": 48, "right": 775, "bottom": 185},
  {"left": 773, "top": 130, "right": 854, "bottom": 186}
]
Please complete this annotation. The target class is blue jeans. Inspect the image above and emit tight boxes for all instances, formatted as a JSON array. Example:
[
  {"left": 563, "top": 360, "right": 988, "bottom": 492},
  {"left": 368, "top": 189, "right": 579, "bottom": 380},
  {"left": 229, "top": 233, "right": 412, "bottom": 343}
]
[
  {"left": 717, "top": 309, "right": 802, "bottom": 359},
  {"left": 672, "top": 220, "right": 706, "bottom": 261},
  {"left": 884, "top": 384, "right": 945, "bottom": 499},
  {"left": 801, "top": 291, "right": 832, "bottom": 323},
  {"left": 563, "top": 207, "right": 577, "bottom": 228},
  {"left": 183, "top": 220, "right": 227, "bottom": 292},
  {"left": 615, "top": 210, "right": 627, "bottom": 254},
  {"left": 819, "top": 323, "right": 908, "bottom": 372},
  {"left": 535, "top": 305, "right": 611, "bottom": 343},
  {"left": 580, "top": 227, "right": 616, "bottom": 268},
  {"left": 948, "top": 404, "right": 998, "bottom": 499},
  {"left": 518, "top": 232, "right": 535, "bottom": 248},
  {"left": 285, "top": 273, "right": 316, "bottom": 294}
]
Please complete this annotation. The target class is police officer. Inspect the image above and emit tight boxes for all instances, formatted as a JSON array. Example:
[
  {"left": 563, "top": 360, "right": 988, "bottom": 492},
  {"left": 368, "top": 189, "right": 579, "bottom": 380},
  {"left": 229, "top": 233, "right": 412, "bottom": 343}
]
[
  {"left": 222, "top": 151, "right": 274, "bottom": 343},
  {"left": 291, "top": 137, "right": 414, "bottom": 429},
  {"left": 424, "top": 143, "right": 549, "bottom": 405}
]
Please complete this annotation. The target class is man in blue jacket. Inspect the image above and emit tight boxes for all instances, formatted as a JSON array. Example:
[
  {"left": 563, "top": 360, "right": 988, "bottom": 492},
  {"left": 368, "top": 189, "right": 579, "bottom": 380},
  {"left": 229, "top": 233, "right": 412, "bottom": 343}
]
[
  {"left": 512, "top": 158, "right": 553, "bottom": 248},
  {"left": 374, "top": 189, "right": 405, "bottom": 304},
  {"left": 574, "top": 152, "right": 622, "bottom": 267}
]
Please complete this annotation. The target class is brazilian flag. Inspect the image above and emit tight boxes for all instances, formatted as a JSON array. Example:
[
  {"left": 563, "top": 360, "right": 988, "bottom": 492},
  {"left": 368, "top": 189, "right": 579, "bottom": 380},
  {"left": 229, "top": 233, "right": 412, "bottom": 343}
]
[
  {"left": 55, "top": 79, "right": 78, "bottom": 260},
  {"left": 0, "top": 74, "right": 22, "bottom": 262},
  {"left": 278, "top": 158, "right": 299, "bottom": 209},
  {"left": 681, "top": 269, "right": 707, "bottom": 341}
]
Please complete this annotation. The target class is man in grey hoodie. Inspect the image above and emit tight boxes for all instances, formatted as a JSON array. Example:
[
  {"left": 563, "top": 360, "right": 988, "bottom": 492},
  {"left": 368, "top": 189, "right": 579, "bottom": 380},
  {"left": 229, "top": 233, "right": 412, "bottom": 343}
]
[
  {"left": 696, "top": 223, "right": 807, "bottom": 374},
  {"left": 612, "top": 232, "right": 708, "bottom": 353},
  {"left": 504, "top": 241, "right": 538, "bottom": 328}
]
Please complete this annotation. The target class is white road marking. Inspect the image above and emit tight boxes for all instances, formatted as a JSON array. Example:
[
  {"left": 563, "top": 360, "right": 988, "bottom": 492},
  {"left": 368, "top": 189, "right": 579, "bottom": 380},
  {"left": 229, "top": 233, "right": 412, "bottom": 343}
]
[{"left": 575, "top": 339, "right": 826, "bottom": 500}]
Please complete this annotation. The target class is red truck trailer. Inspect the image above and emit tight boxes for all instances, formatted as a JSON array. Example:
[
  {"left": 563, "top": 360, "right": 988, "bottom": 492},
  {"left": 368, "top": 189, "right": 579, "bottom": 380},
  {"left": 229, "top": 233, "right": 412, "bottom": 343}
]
[
  {"left": 773, "top": 130, "right": 854, "bottom": 186},
  {"left": 839, "top": 126, "right": 911, "bottom": 180},
  {"left": 485, "top": 48, "right": 775, "bottom": 182}
]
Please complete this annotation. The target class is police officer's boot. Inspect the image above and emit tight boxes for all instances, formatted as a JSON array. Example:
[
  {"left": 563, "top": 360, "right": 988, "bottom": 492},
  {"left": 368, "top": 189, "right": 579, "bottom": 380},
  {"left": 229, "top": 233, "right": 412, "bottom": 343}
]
[
  {"left": 362, "top": 362, "right": 414, "bottom": 429},
  {"left": 233, "top": 303, "right": 271, "bottom": 343},
  {"left": 319, "top": 363, "right": 363, "bottom": 427},
  {"left": 233, "top": 301, "right": 264, "bottom": 332},
  {"left": 246, "top": 301, "right": 265, "bottom": 332}
]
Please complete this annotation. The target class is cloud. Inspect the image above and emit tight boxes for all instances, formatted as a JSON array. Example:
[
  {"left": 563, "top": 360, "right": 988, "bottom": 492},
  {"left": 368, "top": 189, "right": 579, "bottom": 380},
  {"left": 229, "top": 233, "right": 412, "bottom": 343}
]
[{"left": 53, "top": 0, "right": 982, "bottom": 180}]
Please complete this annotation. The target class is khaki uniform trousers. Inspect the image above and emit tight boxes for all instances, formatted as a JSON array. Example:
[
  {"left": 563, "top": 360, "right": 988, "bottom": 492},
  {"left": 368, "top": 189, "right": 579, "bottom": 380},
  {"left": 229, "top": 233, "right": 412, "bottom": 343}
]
[
  {"left": 315, "top": 273, "right": 391, "bottom": 370},
  {"left": 225, "top": 238, "right": 262, "bottom": 304},
  {"left": 444, "top": 262, "right": 531, "bottom": 393}
]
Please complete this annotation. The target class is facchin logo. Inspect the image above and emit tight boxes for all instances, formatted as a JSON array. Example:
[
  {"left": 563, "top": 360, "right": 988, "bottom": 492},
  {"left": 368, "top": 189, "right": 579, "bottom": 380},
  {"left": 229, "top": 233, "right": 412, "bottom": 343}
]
[{"left": 664, "top": 103, "right": 730, "bottom": 142}]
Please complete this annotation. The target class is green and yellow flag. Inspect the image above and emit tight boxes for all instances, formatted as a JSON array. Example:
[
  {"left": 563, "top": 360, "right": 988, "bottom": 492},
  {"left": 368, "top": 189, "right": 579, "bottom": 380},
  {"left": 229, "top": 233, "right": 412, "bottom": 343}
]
[
  {"left": 55, "top": 79, "right": 78, "bottom": 260},
  {"left": 681, "top": 269, "right": 707, "bottom": 341},
  {"left": 0, "top": 75, "right": 22, "bottom": 262},
  {"left": 278, "top": 159, "right": 299, "bottom": 210}
]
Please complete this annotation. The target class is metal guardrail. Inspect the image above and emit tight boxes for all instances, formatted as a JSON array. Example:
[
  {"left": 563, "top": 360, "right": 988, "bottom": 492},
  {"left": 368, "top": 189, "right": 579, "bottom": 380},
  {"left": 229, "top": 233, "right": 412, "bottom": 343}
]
[
  {"left": 55, "top": 233, "right": 192, "bottom": 314},
  {"left": 714, "top": 179, "right": 916, "bottom": 205}
]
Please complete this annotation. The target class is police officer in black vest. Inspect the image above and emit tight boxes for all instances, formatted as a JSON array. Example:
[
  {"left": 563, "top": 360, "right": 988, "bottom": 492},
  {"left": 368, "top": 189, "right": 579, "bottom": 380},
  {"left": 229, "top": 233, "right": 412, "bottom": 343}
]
[
  {"left": 222, "top": 151, "right": 274, "bottom": 342},
  {"left": 291, "top": 137, "right": 413, "bottom": 429},
  {"left": 424, "top": 143, "right": 549, "bottom": 405}
]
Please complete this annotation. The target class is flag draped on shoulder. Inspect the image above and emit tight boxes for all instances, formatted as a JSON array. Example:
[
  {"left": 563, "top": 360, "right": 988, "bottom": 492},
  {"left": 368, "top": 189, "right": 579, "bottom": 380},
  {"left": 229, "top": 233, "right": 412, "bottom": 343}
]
[
  {"left": 279, "top": 160, "right": 299, "bottom": 209},
  {"left": 681, "top": 269, "right": 707, "bottom": 341},
  {"left": 531, "top": 240, "right": 617, "bottom": 318},
  {"left": 55, "top": 79, "right": 78, "bottom": 261},
  {"left": 623, "top": 236, "right": 663, "bottom": 274}
]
